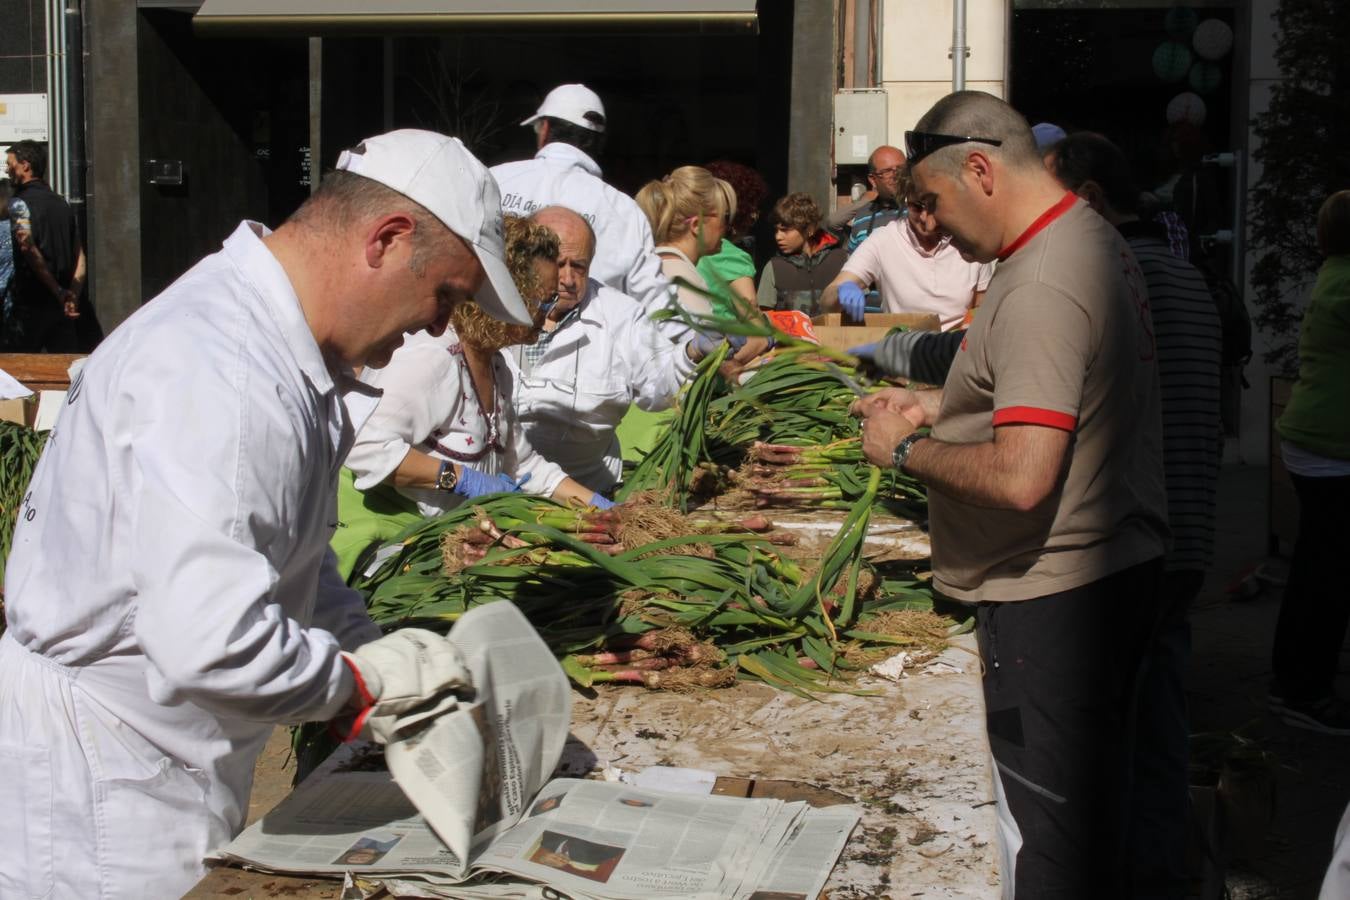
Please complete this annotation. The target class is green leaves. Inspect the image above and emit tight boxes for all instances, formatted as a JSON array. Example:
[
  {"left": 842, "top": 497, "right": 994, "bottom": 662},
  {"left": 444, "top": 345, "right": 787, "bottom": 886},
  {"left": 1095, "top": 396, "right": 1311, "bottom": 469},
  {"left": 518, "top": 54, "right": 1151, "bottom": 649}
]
[
  {"left": 0, "top": 422, "right": 49, "bottom": 604},
  {"left": 347, "top": 491, "right": 941, "bottom": 698}
]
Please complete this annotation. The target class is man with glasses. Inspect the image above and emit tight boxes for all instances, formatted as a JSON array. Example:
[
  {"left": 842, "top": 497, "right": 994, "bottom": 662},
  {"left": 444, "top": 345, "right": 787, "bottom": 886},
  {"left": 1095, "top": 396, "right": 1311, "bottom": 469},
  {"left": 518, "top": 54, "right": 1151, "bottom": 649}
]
[
  {"left": 852, "top": 92, "right": 1169, "bottom": 897},
  {"left": 820, "top": 167, "right": 992, "bottom": 329},
  {"left": 826, "top": 144, "right": 906, "bottom": 254}
]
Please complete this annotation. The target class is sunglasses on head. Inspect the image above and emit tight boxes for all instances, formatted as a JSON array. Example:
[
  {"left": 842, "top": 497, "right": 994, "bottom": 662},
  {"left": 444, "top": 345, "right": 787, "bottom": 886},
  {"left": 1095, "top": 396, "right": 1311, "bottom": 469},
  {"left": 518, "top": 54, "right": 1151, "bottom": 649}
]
[{"left": 904, "top": 130, "right": 1003, "bottom": 166}]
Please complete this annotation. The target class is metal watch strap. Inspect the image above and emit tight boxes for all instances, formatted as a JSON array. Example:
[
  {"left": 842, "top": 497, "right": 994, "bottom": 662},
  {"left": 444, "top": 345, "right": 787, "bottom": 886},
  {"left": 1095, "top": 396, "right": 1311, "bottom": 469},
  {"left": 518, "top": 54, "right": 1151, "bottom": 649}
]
[
  {"left": 891, "top": 433, "right": 926, "bottom": 474},
  {"left": 435, "top": 460, "right": 458, "bottom": 492}
]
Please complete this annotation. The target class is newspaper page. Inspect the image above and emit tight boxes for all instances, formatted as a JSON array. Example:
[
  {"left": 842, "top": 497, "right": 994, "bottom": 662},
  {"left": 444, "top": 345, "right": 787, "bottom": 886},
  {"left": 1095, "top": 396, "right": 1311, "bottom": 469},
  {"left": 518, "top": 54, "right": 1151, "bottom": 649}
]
[
  {"left": 211, "top": 601, "right": 570, "bottom": 881},
  {"left": 211, "top": 742, "right": 466, "bottom": 877},
  {"left": 468, "top": 778, "right": 804, "bottom": 899},
  {"left": 741, "top": 805, "right": 862, "bottom": 900},
  {"left": 385, "top": 600, "right": 573, "bottom": 863}
]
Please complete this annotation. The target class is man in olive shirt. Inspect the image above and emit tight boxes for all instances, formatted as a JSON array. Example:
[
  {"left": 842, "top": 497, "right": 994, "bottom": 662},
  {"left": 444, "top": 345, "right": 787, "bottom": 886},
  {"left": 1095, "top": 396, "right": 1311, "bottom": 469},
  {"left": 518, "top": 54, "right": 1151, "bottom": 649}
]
[{"left": 853, "top": 92, "right": 1169, "bottom": 897}]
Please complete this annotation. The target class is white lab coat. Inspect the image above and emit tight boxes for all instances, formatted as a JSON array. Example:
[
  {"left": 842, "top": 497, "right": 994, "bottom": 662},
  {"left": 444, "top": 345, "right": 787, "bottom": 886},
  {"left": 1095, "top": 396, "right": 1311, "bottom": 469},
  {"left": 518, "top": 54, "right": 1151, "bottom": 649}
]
[
  {"left": 492, "top": 143, "right": 670, "bottom": 313},
  {"left": 0, "top": 222, "right": 380, "bottom": 899},
  {"left": 1323, "top": 799, "right": 1350, "bottom": 899},
  {"left": 506, "top": 278, "right": 696, "bottom": 492},
  {"left": 345, "top": 327, "right": 569, "bottom": 515}
]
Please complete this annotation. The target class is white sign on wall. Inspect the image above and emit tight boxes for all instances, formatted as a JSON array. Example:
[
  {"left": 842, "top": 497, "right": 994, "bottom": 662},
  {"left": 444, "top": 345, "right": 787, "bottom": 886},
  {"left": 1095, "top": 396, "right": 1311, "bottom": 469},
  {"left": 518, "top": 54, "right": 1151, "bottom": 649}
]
[{"left": 0, "top": 94, "right": 49, "bottom": 143}]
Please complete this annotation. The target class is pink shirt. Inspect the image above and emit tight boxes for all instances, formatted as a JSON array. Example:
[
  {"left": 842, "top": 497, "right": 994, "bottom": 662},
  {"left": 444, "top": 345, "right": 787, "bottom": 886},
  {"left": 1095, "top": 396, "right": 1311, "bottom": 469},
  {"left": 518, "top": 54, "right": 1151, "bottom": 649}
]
[{"left": 842, "top": 218, "right": 994, "bottom": 330}]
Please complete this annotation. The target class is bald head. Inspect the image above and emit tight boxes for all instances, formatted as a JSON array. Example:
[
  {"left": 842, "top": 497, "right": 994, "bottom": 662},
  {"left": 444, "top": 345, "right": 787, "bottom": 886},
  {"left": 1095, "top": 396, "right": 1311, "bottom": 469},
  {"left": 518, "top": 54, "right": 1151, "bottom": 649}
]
[
  {"left": 531, "top": 206, "right": 596, "bottom": 309},
  {"left": 910, "top": 91, "right": 1041, "bottom": 175},
  {"left": 532, "top": 206, "right": 596, "bottom": 259},
  {"left": 869, "top": 145, "right": 904, "bottom": 172},
  {"left": 867, "top": 145, "right": 906, "bottom": 201}
]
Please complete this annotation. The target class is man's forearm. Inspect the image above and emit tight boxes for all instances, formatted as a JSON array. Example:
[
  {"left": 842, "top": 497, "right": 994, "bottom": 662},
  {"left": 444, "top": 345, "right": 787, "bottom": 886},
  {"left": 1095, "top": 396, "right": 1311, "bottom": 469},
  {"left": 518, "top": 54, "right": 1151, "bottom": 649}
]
[
  {"left": 904, "top": 437, "right": 1037, "bottom": 510},
  {"left": 904, "top": 422, "right": 1067, "bottom": 512},
  {"left": 19, "top": 243, "right": 64, "bottom": 299},
  {"left": 70, "top": 246, "right": 88, "bottom": 294}
]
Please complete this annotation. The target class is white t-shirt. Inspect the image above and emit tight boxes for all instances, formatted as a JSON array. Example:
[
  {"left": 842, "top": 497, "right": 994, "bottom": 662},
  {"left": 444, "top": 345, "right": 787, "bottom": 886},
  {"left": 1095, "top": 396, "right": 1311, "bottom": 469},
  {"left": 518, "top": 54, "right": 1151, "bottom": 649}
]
[{"left": 842, "top": 219, "right": 994, "bottom": 330}]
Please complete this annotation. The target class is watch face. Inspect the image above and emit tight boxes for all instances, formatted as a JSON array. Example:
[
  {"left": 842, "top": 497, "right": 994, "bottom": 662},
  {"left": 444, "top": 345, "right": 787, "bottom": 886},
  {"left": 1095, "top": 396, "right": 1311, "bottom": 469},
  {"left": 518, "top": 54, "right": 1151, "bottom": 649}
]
[{"left": 437, "top": 463, "right": 456, "bottom": 491}]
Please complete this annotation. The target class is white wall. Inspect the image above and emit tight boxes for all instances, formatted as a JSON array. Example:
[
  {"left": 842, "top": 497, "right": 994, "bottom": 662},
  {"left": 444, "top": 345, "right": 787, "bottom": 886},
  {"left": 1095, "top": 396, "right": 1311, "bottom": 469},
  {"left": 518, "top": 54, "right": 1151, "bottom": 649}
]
[{"left": 880, "top": 0, "right": 1008, "bottom": 142}]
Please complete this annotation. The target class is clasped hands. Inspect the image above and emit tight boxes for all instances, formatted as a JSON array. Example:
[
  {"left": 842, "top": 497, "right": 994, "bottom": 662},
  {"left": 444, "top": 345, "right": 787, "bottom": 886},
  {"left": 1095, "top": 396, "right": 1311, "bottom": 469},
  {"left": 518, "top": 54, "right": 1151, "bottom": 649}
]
[{"left": 850, "top": 388, "right": 928, "bottom": 468}]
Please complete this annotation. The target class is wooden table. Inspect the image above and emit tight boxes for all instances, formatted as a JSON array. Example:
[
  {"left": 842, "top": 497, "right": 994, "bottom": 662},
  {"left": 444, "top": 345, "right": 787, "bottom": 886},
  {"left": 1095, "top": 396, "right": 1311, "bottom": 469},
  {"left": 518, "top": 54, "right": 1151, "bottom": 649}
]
[{"left": 190, "top": 635, "right": 999, "bottom": 899}]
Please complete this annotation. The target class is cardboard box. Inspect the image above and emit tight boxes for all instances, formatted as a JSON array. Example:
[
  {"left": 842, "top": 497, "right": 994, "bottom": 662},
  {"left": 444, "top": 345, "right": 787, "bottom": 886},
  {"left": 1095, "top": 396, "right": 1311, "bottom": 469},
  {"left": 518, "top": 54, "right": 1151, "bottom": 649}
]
[
  {"left": 0, "top": 397, "right": 34, "bottom": 427},
  {"left": 809, "top": 312, "right": 940, "bottom": 353}
]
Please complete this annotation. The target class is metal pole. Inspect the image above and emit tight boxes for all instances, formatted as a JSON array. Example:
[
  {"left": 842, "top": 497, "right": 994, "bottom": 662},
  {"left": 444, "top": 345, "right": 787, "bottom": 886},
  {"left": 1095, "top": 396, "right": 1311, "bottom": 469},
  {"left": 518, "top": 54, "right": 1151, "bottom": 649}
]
[
  {"left": 44, "top": 0, "right": 66, "bottom": 196},
  {"left": 952, "top": 0, "right": 968, "bottom": 92},
  {"left": 853, "top": 0, "right": 871, "bottom": 88},
  {"left": 65, "top": 0, "right": 87, "bottom": 225},
  {"left": 308, "top": 37, "right": 322, "bottom": 195}
]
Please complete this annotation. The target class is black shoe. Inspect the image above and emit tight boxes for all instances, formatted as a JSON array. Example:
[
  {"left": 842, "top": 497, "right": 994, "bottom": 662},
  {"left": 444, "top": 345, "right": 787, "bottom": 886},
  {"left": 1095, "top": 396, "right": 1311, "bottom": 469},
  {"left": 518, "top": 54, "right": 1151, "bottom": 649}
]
[{"left": 1271, "top": 695, "right": 1350, "bottom": 736}]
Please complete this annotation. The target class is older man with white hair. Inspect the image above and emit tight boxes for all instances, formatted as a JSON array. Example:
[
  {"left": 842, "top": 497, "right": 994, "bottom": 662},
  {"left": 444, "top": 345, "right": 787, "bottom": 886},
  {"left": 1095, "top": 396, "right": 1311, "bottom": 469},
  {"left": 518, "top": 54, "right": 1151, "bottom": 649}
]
[{"left": 508, "top": 205, "right": 721, "bottom": 493}]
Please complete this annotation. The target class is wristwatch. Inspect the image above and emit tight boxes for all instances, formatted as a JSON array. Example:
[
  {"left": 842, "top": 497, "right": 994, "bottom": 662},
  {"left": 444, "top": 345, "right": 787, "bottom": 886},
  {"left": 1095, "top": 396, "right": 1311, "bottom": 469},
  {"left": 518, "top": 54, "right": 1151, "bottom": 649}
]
[
  {"left": 891, "top": 433, "right": 927, "bottom": 474},
  {"left": 435, "top": 460, "right": 458, "bottom": 492}
]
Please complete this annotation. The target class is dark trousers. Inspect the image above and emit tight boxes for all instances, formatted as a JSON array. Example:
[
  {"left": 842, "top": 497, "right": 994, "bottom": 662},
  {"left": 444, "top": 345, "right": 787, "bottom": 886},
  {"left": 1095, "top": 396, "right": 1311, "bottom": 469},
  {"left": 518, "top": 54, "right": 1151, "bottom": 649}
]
[
  {"left": 7, "top": 295, "right": 78, "bottom": 352},
  {"left": 975, "top": 558, "right": 1167, "bottom": 899},
  {"left": 1130, "top": 569, "right": 1203, "bottom": 900},
  {"left": 1272, "top": 472, "right": 1350, "bottom": 702}
]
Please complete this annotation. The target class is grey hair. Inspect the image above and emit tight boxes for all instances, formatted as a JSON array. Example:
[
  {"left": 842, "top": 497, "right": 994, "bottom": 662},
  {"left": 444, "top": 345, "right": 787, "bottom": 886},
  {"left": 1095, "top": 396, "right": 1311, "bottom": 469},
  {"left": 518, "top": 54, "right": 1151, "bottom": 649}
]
[
  {"left": 289, "top": 169, "right": 451, "bottom": 273},
  {"left": 912, "top": 91, "right": 1042, "bottom": 175}
]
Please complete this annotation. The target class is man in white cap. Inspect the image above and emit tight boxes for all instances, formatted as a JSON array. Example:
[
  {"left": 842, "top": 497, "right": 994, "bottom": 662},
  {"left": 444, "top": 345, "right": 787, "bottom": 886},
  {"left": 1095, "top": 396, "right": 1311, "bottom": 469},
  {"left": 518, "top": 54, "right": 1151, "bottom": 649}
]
[
  {"left": 0, "top": 130, "right": 529, "bottom": 898},
  {"left": 492, "top": 83, "right": 669, "bottom": 315}
]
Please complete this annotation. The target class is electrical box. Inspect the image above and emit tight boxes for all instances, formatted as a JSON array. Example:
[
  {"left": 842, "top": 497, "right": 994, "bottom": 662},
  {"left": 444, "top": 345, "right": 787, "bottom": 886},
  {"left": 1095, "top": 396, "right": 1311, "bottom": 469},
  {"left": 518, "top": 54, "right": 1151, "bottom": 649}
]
[{"left": 834, "top": 90, "right": 888, "bottom": 165}]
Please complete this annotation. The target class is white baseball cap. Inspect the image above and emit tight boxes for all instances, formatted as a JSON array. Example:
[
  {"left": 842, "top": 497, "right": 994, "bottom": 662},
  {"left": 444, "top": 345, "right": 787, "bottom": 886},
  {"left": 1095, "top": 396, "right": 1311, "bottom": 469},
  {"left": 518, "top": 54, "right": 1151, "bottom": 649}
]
[
  {"left": 521, "top": 84, "right": 607, "bottom": 133},
  {"left": 335, "top": 129, "right": 531, "bottom": 326}
]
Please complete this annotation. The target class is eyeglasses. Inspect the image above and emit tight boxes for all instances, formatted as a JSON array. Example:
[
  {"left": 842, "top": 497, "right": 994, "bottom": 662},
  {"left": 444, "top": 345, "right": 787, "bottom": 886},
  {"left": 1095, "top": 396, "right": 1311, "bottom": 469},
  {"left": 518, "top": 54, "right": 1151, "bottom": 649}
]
[
  {"left": 904, "top": 130, "right": 1003, "bottom": 166},
  {"left": 869, "top": 165, "right": 903, "bottom": 180}
]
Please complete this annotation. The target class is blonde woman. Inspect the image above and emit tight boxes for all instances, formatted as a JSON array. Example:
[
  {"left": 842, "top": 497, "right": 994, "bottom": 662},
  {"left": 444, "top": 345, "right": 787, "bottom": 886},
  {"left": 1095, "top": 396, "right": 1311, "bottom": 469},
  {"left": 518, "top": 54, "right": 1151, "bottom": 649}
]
[{"left": 635, "top": 165, "right": 735, "bottom": 318}]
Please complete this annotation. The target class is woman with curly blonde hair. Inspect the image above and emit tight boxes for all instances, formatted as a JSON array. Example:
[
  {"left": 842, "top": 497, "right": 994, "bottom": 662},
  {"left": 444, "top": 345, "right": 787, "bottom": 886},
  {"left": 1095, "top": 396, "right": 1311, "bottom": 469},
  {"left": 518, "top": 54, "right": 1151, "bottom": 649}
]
[{"left": 332, "top": 216, "right": 609, "bottom": 577}]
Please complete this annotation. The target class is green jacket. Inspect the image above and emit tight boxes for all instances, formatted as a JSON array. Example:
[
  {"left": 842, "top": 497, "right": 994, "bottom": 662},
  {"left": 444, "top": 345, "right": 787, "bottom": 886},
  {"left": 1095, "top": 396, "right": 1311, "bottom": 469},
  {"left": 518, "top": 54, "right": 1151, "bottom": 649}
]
[{"left": 1277, "top": 255, "right": 1350, "bottom": 460}]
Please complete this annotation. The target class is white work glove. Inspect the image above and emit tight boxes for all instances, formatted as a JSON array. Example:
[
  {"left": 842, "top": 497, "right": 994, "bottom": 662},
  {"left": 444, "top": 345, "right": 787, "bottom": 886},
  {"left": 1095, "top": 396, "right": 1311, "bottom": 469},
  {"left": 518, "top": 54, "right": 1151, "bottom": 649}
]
[{"left": 337, "top": 628, "right": 473, "bottom": 744}]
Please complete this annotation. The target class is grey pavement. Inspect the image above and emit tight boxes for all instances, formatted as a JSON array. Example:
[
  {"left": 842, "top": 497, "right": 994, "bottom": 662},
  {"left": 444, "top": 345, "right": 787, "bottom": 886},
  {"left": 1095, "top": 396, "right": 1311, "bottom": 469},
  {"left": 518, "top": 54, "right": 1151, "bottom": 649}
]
[{"left": 1189, "top": 463, "right": 1349, "bottom": 899}]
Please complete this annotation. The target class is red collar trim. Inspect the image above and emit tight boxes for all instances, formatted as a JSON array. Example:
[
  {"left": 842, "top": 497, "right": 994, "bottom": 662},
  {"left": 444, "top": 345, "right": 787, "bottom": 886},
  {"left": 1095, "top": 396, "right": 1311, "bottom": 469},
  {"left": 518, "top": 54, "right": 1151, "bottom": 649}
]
[
  {"left": 996, "top": 192, "right": 1078, "bottom": 261},
  {"left": 809, "top": 230, "right": 839, "bottom": 253}
]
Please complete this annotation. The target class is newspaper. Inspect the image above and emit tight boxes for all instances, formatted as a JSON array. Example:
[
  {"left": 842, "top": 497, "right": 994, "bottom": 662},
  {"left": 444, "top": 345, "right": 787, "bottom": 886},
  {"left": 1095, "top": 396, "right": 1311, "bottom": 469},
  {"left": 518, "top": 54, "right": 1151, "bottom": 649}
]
[{"left": 211, "top": 603, "right": 859, "bottom": 898}]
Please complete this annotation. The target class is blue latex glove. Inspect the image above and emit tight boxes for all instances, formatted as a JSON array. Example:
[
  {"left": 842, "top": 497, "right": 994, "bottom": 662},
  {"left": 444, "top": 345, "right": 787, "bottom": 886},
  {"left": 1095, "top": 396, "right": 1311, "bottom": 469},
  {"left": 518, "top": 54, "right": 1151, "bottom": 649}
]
[
  {"left": 689, "top": 332, "right": 722, "bottom": 359},
  {"left": 848, "top": 342, "right": 878, "bottom": 360},
  {"left": 589, "top": 493, "right": 615, "bottom": 510},
  {"left": 837, "top": 282, "right": 866, "bottom": 321},
  {"left": 453, "top": 467, "right": 530, "bottom": 498}
]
